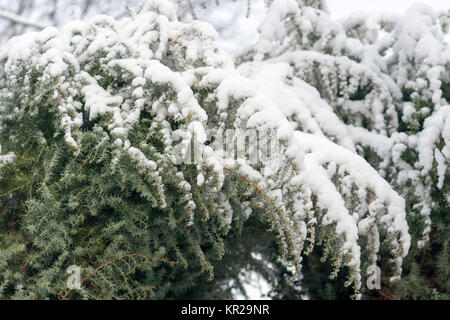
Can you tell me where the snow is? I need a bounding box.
[179,0,267,58]
[0,9,50,29]
[196,172,205,186]
[328,0,449,20]
[434,149,446,190]
[417,106,450,176]
[0,144,15,169]
[233,270,272,300]
[1,0,447,299]
[128,146,157,170]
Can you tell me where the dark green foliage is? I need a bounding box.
[0,0,448,301]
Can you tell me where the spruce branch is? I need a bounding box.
[61,253,178,300]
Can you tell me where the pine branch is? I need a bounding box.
[61,253,178,300]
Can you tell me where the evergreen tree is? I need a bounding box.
[0,0,448,300]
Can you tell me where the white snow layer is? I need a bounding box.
[3,0,448,296]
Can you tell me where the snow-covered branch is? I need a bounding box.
[0,9,50,29]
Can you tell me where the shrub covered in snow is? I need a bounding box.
[0,0,448,299]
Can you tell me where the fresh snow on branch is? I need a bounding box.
[0,0,448,300]
[0,9,50,29]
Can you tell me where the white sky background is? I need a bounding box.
[327,0,449,19]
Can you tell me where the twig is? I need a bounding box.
[0,9,50,29]
[61,253,177,300]
[223,167,277,208]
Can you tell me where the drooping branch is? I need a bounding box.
[0,9,50,29]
